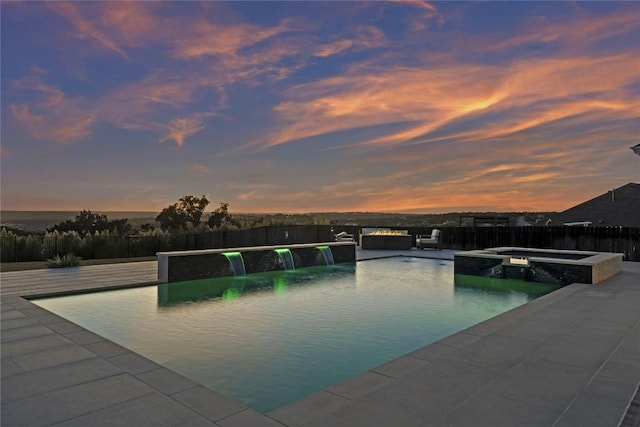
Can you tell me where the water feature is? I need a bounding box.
[275,248,295,270]
[316,246,335,266]
[223,252,246,276]
[157,242,356,282]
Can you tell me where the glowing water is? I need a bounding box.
[316,246,335,266]
[275,248,295,270]
[223,252,246,276]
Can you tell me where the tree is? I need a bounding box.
[208,202,228,229]
[207,202,239,229]
[156,195,210,231]
[48,210,131,236]
[155,204,186,232]
[139,223,155,232]
[178,195,210,227]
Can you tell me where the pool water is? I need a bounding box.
[33,257,559,413]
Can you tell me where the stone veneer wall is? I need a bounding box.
[158,242,356,283]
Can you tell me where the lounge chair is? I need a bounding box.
[416,229,441,250]
[334,231,355,242]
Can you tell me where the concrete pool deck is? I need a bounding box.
[1,249,638,426]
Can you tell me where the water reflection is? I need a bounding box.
[274,277,288,294]
[454,274,562,299]
[158,264,355,306]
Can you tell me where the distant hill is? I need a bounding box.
[1,211,158,233]
[1,210,553,233]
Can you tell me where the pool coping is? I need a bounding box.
[2,249,639,426]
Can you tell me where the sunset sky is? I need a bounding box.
[1,1,639,213]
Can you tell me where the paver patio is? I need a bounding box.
[2,250,639,426]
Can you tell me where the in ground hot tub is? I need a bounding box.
[454,247,623,286]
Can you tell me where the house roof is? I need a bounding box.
[551,183,640,227]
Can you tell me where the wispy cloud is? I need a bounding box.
[487,8,639,54]
[261,47,638,152]
[47,2,129,59]
[10,70,96,144]
[160,117,205,148]
[313,40,355,58]
[314,25,387,57]
[188,162,214,175]
[9,66,218,145]
[171,17,299,59]
[6,5,310,146]
[99,1,158,45]
[7,3,394,148]
[392,0,444,29]
[10,104,95,143]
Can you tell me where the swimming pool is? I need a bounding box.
[33,257,559,413]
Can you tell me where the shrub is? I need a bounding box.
[46,253,81,268]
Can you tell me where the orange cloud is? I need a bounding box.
[171,17,298,60]
[314,40,354,57]
[108,71,205,110]
[10,101,95,145]
[7,5,316,146]
[260,49,638,152]
[99,1,157,45]
[488,8,639,54]
[9,65,225,146]
[392,0,443,26]
[160,117,205,147]
[230,173,576,213]
[241,79,634,212]
[314,25,387,57]
[47,2,129,59]
[343,125,633,212]
[394,0,438,14]
[9,71,99,143]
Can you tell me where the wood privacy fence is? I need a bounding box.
[436,226,638,259]
[1,225,638,263]
[333,225,638,261]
